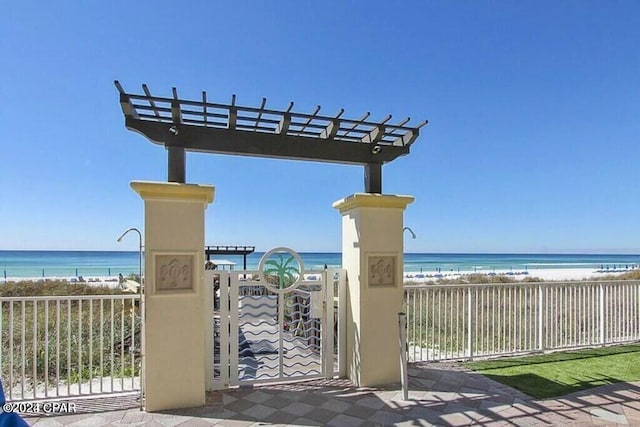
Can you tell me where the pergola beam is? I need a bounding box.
[115,81,427,193]
[125,119,409,165]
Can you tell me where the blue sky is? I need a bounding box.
[1,1,639,253]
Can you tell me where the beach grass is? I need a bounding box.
[613,270,640,280]
[0,280,119,297]
[436,273,543,285]
[405,269,640,286]
[464,344,640,398]
[1,281,139,391]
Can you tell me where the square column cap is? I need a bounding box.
[131,181,215,204]
[333,193,414,214]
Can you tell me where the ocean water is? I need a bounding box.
[0,250,639,279]
[0,251,142,278]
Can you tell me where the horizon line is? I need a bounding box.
[1,249,640,256]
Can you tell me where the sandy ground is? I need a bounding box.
[404,267,637,283]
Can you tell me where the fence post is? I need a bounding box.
[467,289,473,359]
[204,270,214,391]
[599,283,605,345]
[338,269,347,378]
[537,284,544,351]
[398,312,408,401]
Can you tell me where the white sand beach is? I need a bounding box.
[404,267,637,283]
[0,276,126,288]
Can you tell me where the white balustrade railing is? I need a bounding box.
[404,280,640,362]
[0,294,141,401]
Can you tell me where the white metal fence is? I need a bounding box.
[6,280,638,400]
[0,295,141,401]
[404,280,640,362]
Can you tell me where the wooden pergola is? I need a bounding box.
[115,82,427,193]
[205,245,255,270]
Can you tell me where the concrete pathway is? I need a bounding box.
[24,362,640,426]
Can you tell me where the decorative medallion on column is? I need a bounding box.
[368,254,397,287]
[155,253,195,293]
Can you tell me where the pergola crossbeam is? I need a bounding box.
[115,81,427,192]
[202,91,208,126]
[171,93,182,124]
[295,105,321,136]
[142,84,162,121]
[228,95,237,130]
[361,125,385,145]
[276,114,290,134]
[341,112,370,140]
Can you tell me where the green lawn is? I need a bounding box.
[463,345,640,399]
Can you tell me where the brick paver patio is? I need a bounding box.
[24,362,640,426]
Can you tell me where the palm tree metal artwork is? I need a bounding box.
[263,253,300,289]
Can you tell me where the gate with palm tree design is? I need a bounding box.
[207,248,346,389]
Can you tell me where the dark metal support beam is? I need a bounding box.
[364,163,382,194]
[168,94,186,183]
[168,146,186,183]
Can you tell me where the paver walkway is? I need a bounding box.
[24,362,640,426]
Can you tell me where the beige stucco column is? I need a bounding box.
[131,181,215,412]
[333,193,414,387]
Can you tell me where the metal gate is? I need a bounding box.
[206,248,346,389]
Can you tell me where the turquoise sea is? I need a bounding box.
[0,250,639,279]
